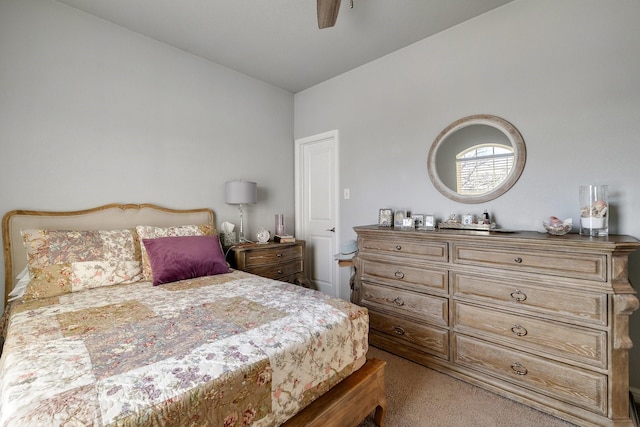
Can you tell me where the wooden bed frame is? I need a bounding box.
[1,203,386,427]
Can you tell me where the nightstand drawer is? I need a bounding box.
[245,259,303,280]
[242,244,303,267]
[228,241,309,287]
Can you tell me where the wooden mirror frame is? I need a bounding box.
[427,114,526,204]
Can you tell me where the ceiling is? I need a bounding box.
[55,0,514,93]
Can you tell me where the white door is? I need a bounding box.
[294,130,339,297]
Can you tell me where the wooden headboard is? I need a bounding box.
[2,203,215,306]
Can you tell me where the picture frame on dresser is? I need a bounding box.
[416,214,436,231]
[411,214,424,228]
[424,214,435,228]
[393,210,407,227]
[378,208,393,226]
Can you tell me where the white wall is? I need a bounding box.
[0,0,295,305]
[295,0,640,389]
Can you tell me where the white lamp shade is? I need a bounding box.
[225,181,257,204]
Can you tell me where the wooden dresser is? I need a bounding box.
[227,241,310,287]
[352,225,640,427]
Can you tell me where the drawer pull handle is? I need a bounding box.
[276,253,283,257]
[514,257,523,263]
[510,362,528,376]
[395,245,402,251]
[393,326,405,336]
[393,297,405,306]
[394,271,405,279]
[510,289,527,302]
[511,324,528,336]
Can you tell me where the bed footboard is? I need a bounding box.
[283,358,387,427]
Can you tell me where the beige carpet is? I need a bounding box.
[358,346,577,427]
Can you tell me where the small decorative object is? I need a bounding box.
[422,214,436,230]
[394,210,408,227]
[399,217,414,230]
[256,228,270,244]
[378,209,393,227]
[220,221,237,246]
[543,216,573,236]
[580,185,608,236]
[438,212,496,231]
[412,214,425,228]
[221,232,237,246]
[275,214,285,235]
[462,214,474,225]
[273,234,295,243]
[482,210,491,225]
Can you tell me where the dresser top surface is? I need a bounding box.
[354,225,640,250]
[228,240,304,252]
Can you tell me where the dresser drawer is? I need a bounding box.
[453,302,606,368]
[241,244,303,267]
[369,311,449,359]
[452,244,606,282]
[451,272,607,325]
[361,282,448,327]
[360,259,448,292]
[361,238,448,262]
[453,334,607,415]
[245,259,303,280]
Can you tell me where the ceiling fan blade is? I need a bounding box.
[317,0,341,29]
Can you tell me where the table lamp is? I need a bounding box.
[225,180,257,243]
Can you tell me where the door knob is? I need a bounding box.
[326,227,335,232]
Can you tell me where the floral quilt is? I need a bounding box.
[0,270,369,426]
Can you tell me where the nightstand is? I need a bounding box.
[227,240,310,287]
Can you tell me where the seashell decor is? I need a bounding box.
[543,216,573,235]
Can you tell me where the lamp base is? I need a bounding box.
[237,205,250,243]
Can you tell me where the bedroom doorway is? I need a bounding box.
[294,130,339,297]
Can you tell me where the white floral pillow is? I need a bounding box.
[135,224,215,282]
[21,229,144,300]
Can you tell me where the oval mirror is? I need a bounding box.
[427,114,526,204]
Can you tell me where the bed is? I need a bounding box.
[0,203,386,427]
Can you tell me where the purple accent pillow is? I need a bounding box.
[142,235,230,285]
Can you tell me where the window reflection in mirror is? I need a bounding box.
[456,143,514,195]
